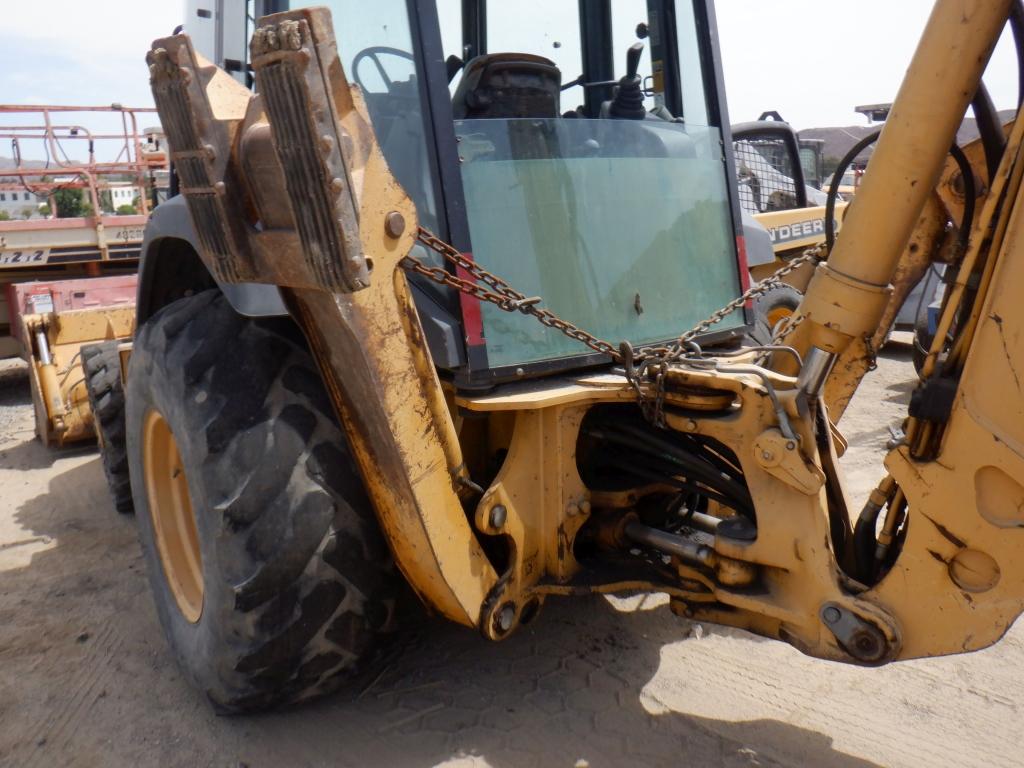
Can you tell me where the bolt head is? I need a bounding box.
[853,632,882,659]
[489,504,507,529]
[384,211,406,239]
[823,606,842,624]
[496,603,516,633]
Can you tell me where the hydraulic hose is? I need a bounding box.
[588,426,755,518]
[826,135,976,252]
[948,143,977,246]
[617,459,745,512]
[610,424,754,509]
[824,129,881,252]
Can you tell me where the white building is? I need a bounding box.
[107,183,141,212]
[0,190,45,220]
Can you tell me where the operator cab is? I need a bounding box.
[224,1,749,387]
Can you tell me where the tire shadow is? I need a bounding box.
[0,437,99,472]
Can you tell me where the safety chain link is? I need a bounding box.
[677,246,823,344]
[403,229,619,358]
[402,227,824,423]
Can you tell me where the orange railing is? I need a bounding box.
[0,105,167,219]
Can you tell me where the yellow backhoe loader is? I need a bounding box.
[113,0,1024,712]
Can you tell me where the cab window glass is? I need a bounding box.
[485,0,585,111]
[297,0,440,232]
[612,0,654,110]
[437,0,464,85]
[675,0,709,125]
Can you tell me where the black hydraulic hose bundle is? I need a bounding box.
[614,458,740,511]
[619,426,751,507]
[586,421,755,521]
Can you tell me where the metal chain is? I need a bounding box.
[771,311,806,345]
[403,227,824,420]
[635,246,823,424]
[679,247,822,344]
[404,229,619,359]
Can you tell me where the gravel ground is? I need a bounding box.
[0,359,32,446]
[1,342,1022,768]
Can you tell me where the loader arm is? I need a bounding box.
[146,11,497,627]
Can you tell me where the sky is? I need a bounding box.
[0,1,181,111]
[0,0,1019,158]
[714,0,1020,128]
[0,1,181,161]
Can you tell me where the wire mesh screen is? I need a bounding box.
[732,138,799,214]
[799,143,824,189]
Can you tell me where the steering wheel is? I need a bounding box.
[351,46,416,94]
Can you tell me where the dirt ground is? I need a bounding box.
[2,343,1022,768]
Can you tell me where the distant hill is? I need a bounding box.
[0,156,64,171]
[799,109,1016,165]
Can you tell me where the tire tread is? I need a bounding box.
[82,341,133,514]
[128,291,399,712]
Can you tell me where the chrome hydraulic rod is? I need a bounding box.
[35,330,52,365]
[625,520,715,567]
[688,511,722,534]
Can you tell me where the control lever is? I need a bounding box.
[625,41,643,78]
[610,42,647,120]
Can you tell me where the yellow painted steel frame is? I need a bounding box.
[20,306,134,446]
[767,0,1024,661]
[455,375,636,637]
[151,0,1024,664]
[823,195,952,420]
[814,123,997,419]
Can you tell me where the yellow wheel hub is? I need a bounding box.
[142,410,204,623]
[766,306,794,333]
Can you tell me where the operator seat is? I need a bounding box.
[451,53,562,119]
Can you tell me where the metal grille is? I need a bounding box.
[149,46,241,283]
[258,60,347,289]
[733,138,800,214]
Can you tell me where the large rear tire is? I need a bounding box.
[126,290,400,713]
[82,341,133,514]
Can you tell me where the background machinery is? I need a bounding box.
[111,0,1024,714]
[1,105,167,447]
[730,116,846,339]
